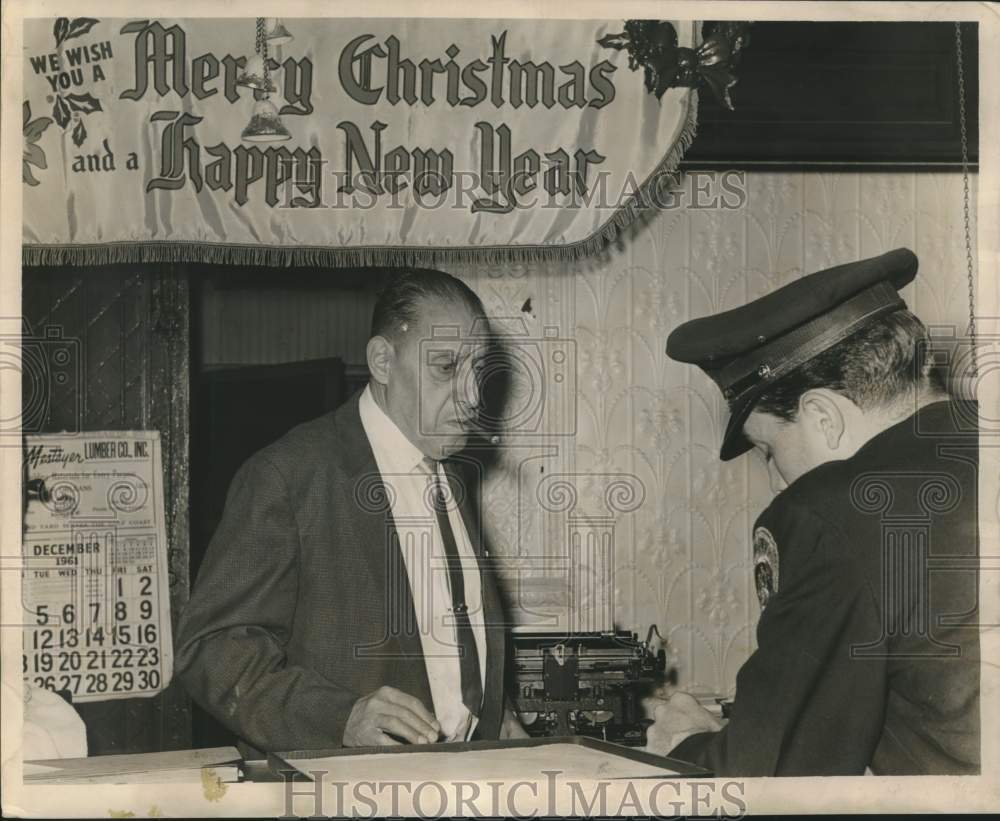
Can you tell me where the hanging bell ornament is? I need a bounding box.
[236,53,276,93]
[241,97,291,142]
[265,18,294,46]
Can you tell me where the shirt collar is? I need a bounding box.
[358,384,427,475]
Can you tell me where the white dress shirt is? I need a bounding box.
[358,386,487,741]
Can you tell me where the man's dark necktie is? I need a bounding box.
[427,461,483,718]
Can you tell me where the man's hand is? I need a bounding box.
[643,692,724,756]
[500,706,530,740]
[343,686,441,747]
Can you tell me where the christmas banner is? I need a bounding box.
[22,17,699,267]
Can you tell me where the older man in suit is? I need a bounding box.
[176,269,525,753]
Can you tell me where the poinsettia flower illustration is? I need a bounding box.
[23,101,52,186]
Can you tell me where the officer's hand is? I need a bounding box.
[343,686,441,747]
[643,692,723,756]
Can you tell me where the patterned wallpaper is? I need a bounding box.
[199,171,978,697]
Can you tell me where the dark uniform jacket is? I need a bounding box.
[673,399,980,776]
[174,393,507,753]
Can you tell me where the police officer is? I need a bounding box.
[650,248,980,776]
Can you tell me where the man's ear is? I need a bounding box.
[798,388,847,451]
[367,335,394,385]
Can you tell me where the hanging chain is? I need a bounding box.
[254,17,271,90]
[955,21,978,378]
[261,21,270,88]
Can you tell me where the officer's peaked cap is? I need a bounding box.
[665,248,918,461]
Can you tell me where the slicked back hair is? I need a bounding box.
[370,269,486,344]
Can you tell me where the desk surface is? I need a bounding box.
[270,736,710,781]
[26,739,707,784]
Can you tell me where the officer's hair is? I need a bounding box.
[754,309,946,421]
[371,269,485,343]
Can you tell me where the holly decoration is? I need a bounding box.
[51,17,104,146]
[599,20,751,110]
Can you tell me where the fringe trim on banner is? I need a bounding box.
[23,94,699,270]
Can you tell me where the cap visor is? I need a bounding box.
[719,394,759,461]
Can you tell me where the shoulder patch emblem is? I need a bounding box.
[753,526,780,609]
